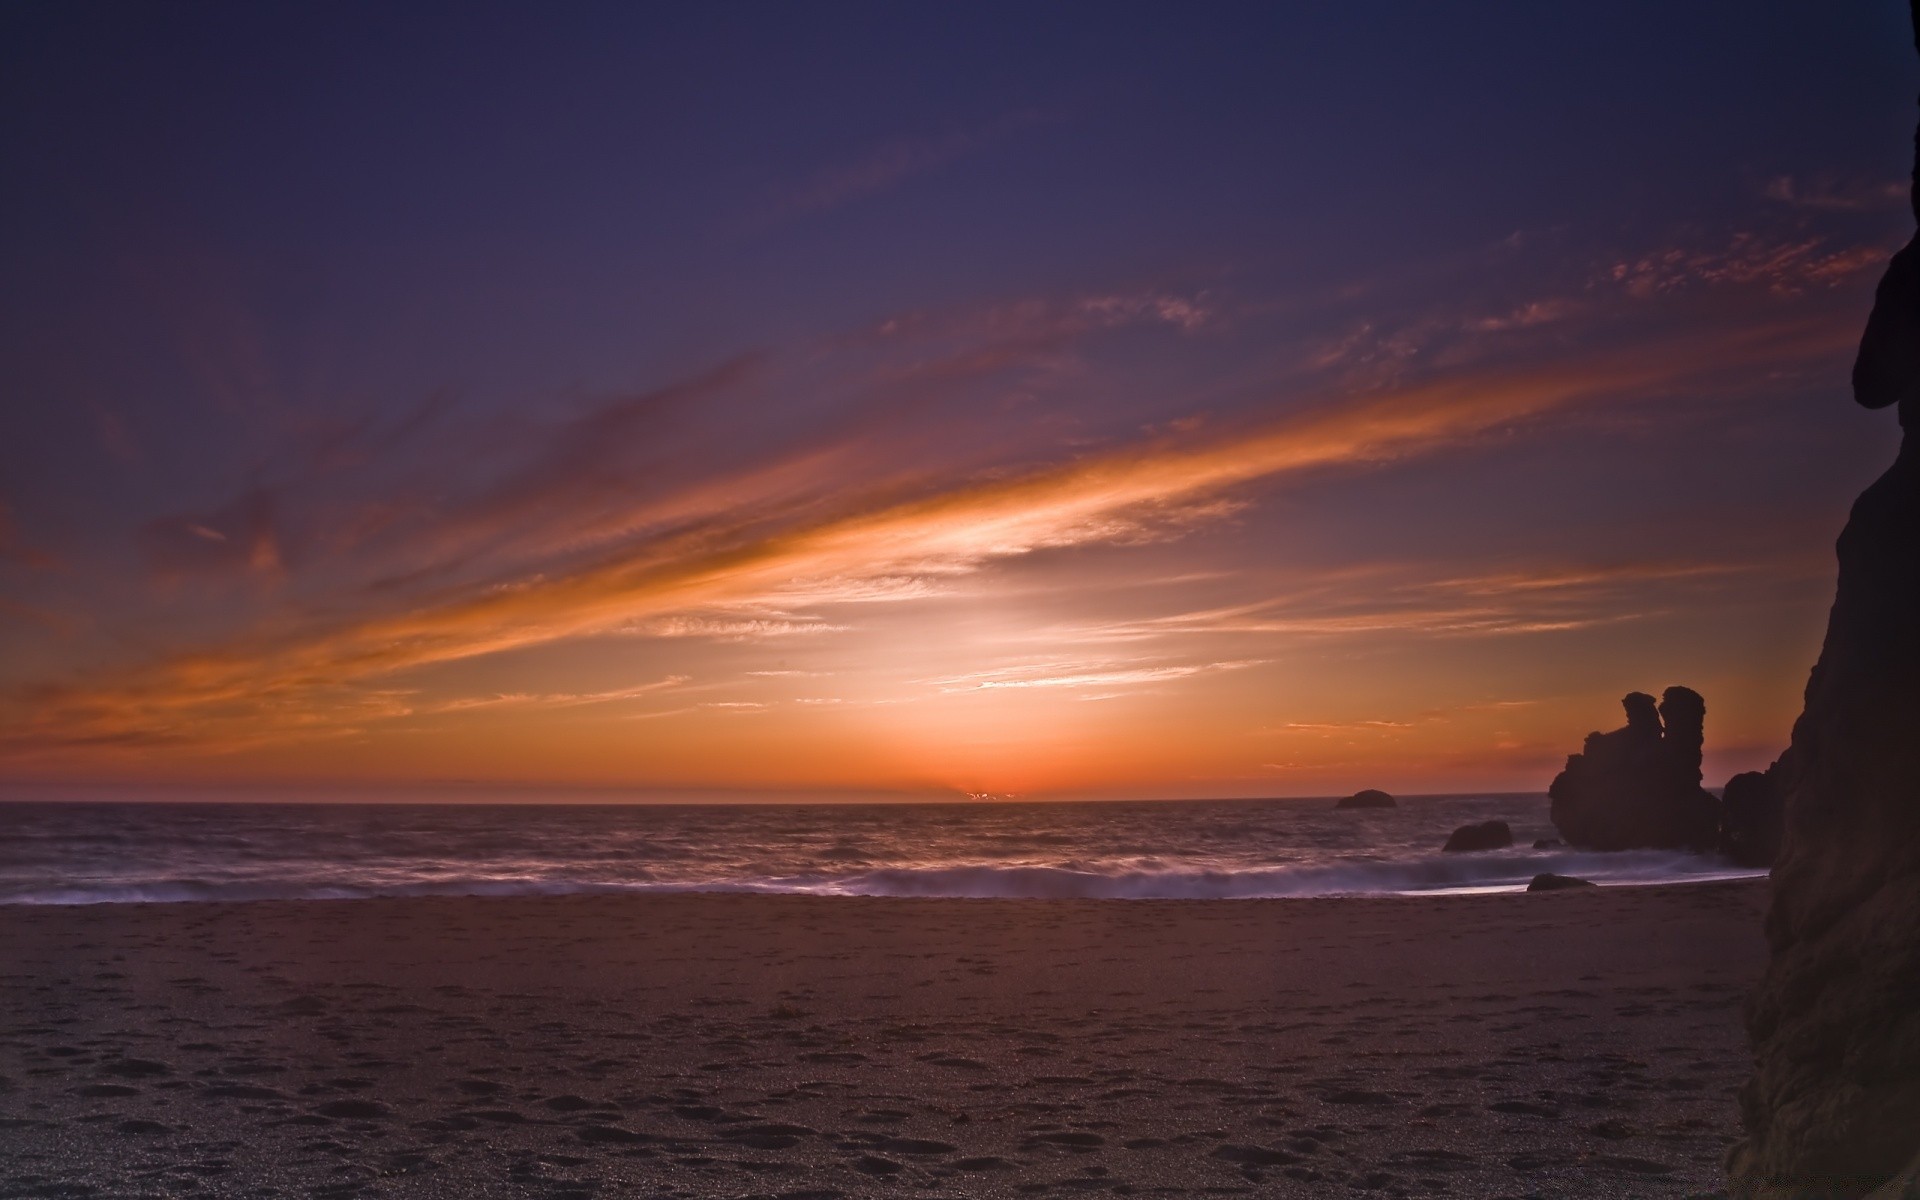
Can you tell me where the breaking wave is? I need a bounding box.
[797,851,1758,899]
[0,851,1759,906]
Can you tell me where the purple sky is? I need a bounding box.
[1,2,1914,800]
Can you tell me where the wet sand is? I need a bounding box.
[0,880,1766,1198]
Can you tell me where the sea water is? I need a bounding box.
[0,795,1763,905]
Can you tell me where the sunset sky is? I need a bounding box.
[2,2,1915,801]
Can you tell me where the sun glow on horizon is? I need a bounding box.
[0,5,1906,801]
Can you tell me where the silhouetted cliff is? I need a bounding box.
[1728,5,1920,1194]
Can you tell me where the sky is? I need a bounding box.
[0,1,1915,802]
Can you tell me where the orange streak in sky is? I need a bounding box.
[1,314,1852,761]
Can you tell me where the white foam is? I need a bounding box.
[0,848,1762,905]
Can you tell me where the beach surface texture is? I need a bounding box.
[0,882,1764,1198]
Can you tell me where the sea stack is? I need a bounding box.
[1335,789,1396,809]
[1728,5,1920,1194]
[1546,688,1720,852]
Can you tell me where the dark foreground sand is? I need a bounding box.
[0,881,1768,1199]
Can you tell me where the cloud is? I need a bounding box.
[1762,175,1908,213]
[843,288,1213,409]
[927,658,1263,693]
[139,488,283,582]
[0,310,1853,759]
[1037,559,1813,647]
[1604,232,1892,298]
[866,289,1211,346]
[628,615,852,641]
[422,675,689,714]
[769,109,1059,221]
[753,574,954,607]
[1468,299,1578,333]
[444,355,763,553]
[786,129,982,214]
[1074,292,1212,332]
[339,355,767,588]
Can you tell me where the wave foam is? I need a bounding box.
[0,848,1762,905]
[796,849,1757,899]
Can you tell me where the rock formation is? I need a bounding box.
[1729,6,1920,1194]
[1547,687,1721,852]
[1441,820,1511,853]
[1335,789,1396,809]
[1526,873,1594,892]
[1720,770,1785,870]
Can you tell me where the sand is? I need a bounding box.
[0,880,1767,1198]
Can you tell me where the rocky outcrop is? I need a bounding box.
[1547,686,1785,861]
[1720,770,1786,870]
[1548,688,1721,852]
[1526,873,1594,892]
[1441,820,1512,853]
[1335,789,1396,810]
[1728,8,1920,1195]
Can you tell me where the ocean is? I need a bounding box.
[0,794,1762,906]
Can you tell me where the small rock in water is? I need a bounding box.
[1335,789,1396,810]
[1527,873,1595,892]
[1533,838,1562,850]
[1442,820,1513,853]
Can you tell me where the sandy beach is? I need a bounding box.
[0,881,1766,1198]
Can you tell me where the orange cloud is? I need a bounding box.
[0,311,1852,763]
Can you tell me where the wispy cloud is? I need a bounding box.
[421,675,689,714]
[852,288,1214,385]
[1034,559,1817,647]
[0,310,1852,759]
[1603,232,1892,298]
[769,109,1059,221]
[927,658,1262,694]
[628,615,852,641]
[1762,174,1908,213]
[140,488,284,583]
[1467,298,1578,333]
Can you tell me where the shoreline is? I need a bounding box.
[0,867,1771,907]
[1,879,1768,1197]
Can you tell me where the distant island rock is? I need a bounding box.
[1441,820,1512,853]
[1334,789,1396,809]
[1730,9,1920,1190]
[1548,688,1721,853]
[1526,873,1594,892]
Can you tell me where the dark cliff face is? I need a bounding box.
[1851,9,1920,429]
[1728,5,1920,1195]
